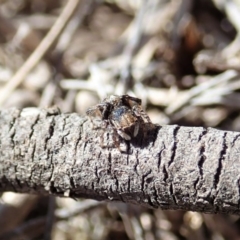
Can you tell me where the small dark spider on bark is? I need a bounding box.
[86,95,153,151]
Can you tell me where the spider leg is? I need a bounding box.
[121,95,142,107]
[112,129,129,152]
[99,121,115,148]
[133,105,151,123]
[133,122,139,137]
[101,125,128,152]
[117,129,131,141]
[87,116,100,130]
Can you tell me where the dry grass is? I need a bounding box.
[0,0,240,239]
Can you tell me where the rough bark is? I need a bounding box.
[1,107,240,215]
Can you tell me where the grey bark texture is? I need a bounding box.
[0,107,240,215]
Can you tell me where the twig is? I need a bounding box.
[212,0,240,58]
[39,0,95,108]
[0,217,46,240]
[119,0,147,93]
[54,0,95,54]
[166,70,238,114]
[55,200,102,219]
[44,196,56,240]
[1,107,240,215]
[0,0,80,106]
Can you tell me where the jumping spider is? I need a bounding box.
[86,95,152,141]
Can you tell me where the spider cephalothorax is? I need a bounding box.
[86,95,151,141]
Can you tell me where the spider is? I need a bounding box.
[86,95,151,141]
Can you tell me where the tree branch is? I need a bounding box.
[1,107,240,215]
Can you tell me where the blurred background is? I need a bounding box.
[1,0,240,239]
